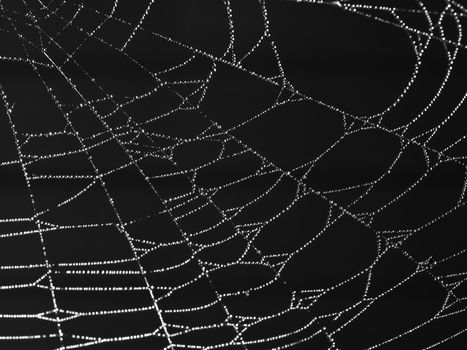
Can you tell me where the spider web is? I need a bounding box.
[0,0,466,349]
